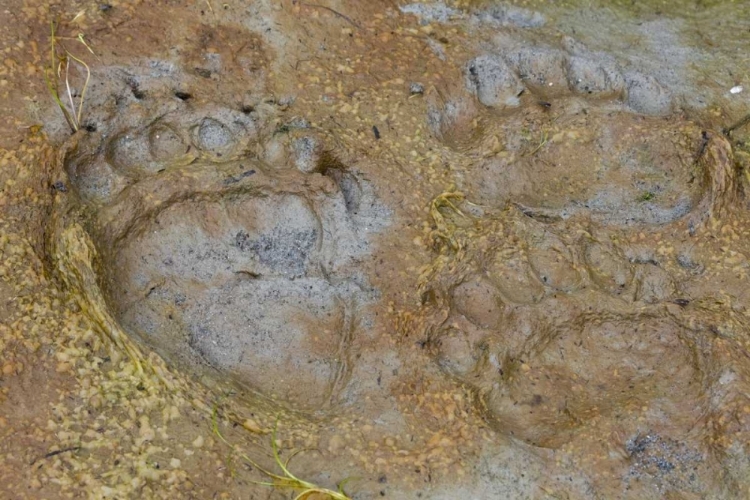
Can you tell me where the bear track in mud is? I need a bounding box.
[35,3,750,497]
[61,95,388,410]
[415,29,745,494]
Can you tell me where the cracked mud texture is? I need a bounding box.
[2,1,750,499]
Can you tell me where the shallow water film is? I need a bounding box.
[2,0,750,498]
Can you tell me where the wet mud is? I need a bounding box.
[2,1,750,499]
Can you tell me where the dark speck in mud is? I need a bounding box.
[195,67,212,78]
[274,123,290,135]
[223,169,256,185]
[127,78,145,99]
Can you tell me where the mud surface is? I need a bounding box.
[2,1,750,499]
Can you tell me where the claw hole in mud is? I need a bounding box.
[174,90,193,101]
[318,150,362,214]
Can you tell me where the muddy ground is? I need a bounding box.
[1,0,750,498]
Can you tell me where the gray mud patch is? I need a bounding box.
[453,110,710,226]
[109,192,370,409]
[465,55,524,109]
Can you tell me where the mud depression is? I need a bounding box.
[2,1,750,499]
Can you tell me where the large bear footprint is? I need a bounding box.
[62,101,384,409]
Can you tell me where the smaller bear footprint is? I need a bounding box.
[420,203,703,448]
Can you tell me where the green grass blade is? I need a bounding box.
[66,51,90,128]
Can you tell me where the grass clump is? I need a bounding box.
[637,191,655,202]
[211,408,353,500]
[429,191,467,251]
[44,18,93,133]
